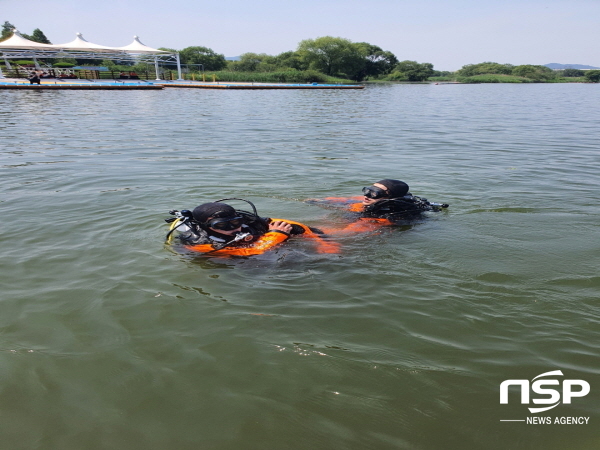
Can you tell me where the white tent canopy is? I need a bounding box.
[0,30,55,50]
[115,36,167,53]
[54,33,120,51]
[0,30,181,80]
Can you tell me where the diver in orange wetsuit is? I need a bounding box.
[309,179,449,235]
[165,199,339,256]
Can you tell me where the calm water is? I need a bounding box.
[1,83,598,450]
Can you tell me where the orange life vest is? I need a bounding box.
[182,218,340,256]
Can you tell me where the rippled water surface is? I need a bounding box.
[1,84,599,449]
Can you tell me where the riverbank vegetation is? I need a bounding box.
[166,37,400,82]
[3,19,600,84]
[430,62,600,83]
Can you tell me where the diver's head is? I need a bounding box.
[193,202,244,235]
[362,179,409,205]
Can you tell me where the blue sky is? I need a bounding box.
[3,0,599,71]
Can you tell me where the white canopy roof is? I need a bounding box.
[0,30,56,50]
[0,30,168,54]
[115,36,165,53]
[0,30,181,80]
[55,33,118,51]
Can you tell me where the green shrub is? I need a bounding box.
[13,60,36,66]
[384,71,408,81]
[584,70,600,83]
[393,61,434,81]
[561,68,585,77]
[53,62,75,68]
[456,74,528,83]
[511,65,556,81]
[457,62,514,76]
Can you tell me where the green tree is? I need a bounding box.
[354,42,398,78]
[584,70,600,82]
[226,51,316,73]
[512,65,555,81]
[179,46,227,71]
[240,53,266,71]
[297,36,365,80]
[386,71,408,81]
[54,57,77,66]
[393,60,434,81]
[457,62,514,76]
[228,53,273,72]
[272,51,306,71]
[1,20,15,41]
[562,68,584,77]
[30,28,51,44]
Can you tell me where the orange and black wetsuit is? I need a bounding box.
[308,194,448,235]
[174,218,339,256]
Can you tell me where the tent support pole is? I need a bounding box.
[176,53,183,81]
[154,57,160,80]
[0,58,6,78]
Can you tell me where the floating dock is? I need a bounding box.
[160,82,364,90]
[0,80,163,90]
[0,79,364,90]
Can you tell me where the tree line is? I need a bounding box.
[160,36,436,82]
[3,20,600,83]
[454,61,600,83]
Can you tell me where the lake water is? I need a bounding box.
[1,83,598,449]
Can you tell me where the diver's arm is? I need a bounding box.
[271,218,341,254]
[318,217,393,235]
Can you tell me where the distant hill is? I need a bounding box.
[545,63,600,70]
[225,56,241,61]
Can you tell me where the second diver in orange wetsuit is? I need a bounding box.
[307,179,449,235]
